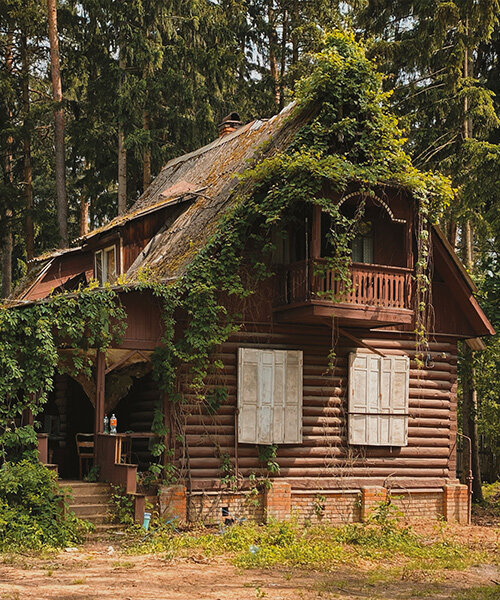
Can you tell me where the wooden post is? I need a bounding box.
[22,406,34,426]
[311,205,322,259]
[94,350,105,437]
[309,205,322,299]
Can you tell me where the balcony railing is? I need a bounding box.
[275,259,413,310]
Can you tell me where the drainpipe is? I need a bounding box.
[457,432,473,525]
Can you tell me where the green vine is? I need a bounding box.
[0,283,126,461]
[0,31,454,475]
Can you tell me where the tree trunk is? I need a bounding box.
[117,55,127,215]
[80,197,89,236]
[47,0,68,247]
[143,109,151,191]
[1,34,14,298]
[21,33,34,263]
[447,219,457,250]
[279,8,288,110]
[460,32,482,503]
[268,1,280,107]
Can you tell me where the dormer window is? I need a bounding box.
[94,246,117,285]
[352,221,373,264]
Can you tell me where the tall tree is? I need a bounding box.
[1,32,14,297]
[357,0,500,500]
[47,0,68,246]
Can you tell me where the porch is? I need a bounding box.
[273,259,414,327]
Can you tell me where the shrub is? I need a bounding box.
[0,460,91,550]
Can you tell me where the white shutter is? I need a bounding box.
[348,353,381,445]
[284,350,303,443]
[258,350,275,444]
[384,355,409,446]
[238,348,303,445]
[238,348,259,443]
[272,351,286,443]
[349,352,409,446]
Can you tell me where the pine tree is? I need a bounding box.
[357,1,500,500]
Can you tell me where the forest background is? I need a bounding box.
[0,0,499,499]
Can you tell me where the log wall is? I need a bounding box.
[175,323,458,491]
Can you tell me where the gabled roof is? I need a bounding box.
[6,102,495,341]
[121,102,308,281]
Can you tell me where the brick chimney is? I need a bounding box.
[218,112,243,137]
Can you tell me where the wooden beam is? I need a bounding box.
[105,350,138,375]
[94,350,106,436]
[338,328,386,357]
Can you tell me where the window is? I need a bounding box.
[94,246,117,284]
[237,348,303,444]
[348,352,409,446]
[352,220,373,263]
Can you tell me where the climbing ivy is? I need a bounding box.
[0,31,454,475]
[153,30,454,401]
[0,283,126,460]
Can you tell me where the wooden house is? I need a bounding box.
[12,104,494,526]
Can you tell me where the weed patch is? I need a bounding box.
[0,461,92,551]
[128,517,487,574]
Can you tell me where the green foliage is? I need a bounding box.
[0,284,125,460]
[257,445,280,475]
[109,485,134,526]
[219,451,236,488]
[0,460,91,550]
[481,481,500,514]
[205,387,227,416]
[84,465,100,483]
[129,517,484,574]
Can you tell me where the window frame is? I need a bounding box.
[94,244,118,285]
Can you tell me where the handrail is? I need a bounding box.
[275,260,413,309]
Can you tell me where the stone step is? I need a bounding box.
[59,480,111,491]
[71,503,111,517]
[77,513,111,525]
[67,492,110,505]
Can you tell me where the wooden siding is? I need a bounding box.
[174,324,457,490]
[24,252,93,301]
[119,291,164,349]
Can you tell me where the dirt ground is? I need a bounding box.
[0,524,498,600]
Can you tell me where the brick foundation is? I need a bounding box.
[159,481,470,526]
[360,486,387,522]
[187,490,264,524]
[264,481,291,522]
[443,484,469,524]
[159,484,187,523]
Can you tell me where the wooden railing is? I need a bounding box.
[275,259,412,310]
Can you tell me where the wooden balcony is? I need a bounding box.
[274,259,414,327]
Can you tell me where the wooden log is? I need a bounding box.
[186,456,450,468]
[408,427,450,437]
[188,446,451,460]
[187,467,448,478]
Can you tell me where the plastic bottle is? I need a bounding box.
[110,414,117,435]
[103,415,109,434]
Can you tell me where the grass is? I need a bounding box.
[481,482,500,514]
[456,586,500,600]
[127,512,489,574]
